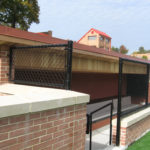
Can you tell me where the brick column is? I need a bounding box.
[0,104,87,150]
[0,46,9,84]
[112,126,127,146]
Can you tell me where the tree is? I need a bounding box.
[112,45,129,54]
[0,0,40,30]
[138,46,145,53]
[142,55,148,60]
[119,45,128,54]
[112,46,119,53]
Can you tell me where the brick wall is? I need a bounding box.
[0,46,9,83]
[112,115,150,147]
[0,104,87,150]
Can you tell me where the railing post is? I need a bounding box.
[116,58,123,146]
[109,103,113,145]
[65,40,73,90]
[86,114,90,134]
[146,64,149,105]
[89,114,92,150]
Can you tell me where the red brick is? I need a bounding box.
[58,123,68,130]
[53,141,64,149]
[54,119,65,126]
[29,113,41,120]
[0,124,18,133]
[0,118,8,126]
[53,131,64,138]
[0,133,8,141]
[10,125,40,138]
[0,138,17,149]
[9,115,26,123]
[47,126,58,134]
[41,122,53,129]
[18,130,46,143]
[40,134,52,142]
[34,117,47,125]
[42,146,52,150]
[33,139,53,150]
[24,147,33,150]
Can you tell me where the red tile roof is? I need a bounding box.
[0,25,149,64]
[77,28,111,43]
[36,33,49,36]
[91,28,111,39]
[0,25,67,45]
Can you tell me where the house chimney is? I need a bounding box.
[48,31,52,37]
[42,30,52,37]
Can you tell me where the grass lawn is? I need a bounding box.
[127,132,150,150]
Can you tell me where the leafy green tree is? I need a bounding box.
[0,0,40,30]
[119,45,128,54]
[112,46,119,53]
[138,46,145,53]
[112,45,128,54]
[142,55,148,60]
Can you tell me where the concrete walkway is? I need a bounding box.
[85,125,115,150]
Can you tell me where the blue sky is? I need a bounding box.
[29,0,150,54]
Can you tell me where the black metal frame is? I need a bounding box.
[86,102,113,150]
[9,41,73,90]
[116,58,150,146]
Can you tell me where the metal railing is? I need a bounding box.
[86,102,113,150]
[9,41,73,90]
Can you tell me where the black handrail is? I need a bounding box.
[87,102,113,150]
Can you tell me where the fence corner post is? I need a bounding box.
[65,40,73,90]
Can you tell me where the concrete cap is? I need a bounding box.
[112,107,150,128]
[0,83,90,118]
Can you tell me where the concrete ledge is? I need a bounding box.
[112,107,150,128]
[0,83,90,118]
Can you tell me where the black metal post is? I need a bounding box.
[116,58,123,146]
[146,64,150,105]
[86,114,90,134]
[109,103,113,145]
[9,48,13,81]
[65,40,73,90]
[89,115,92,150]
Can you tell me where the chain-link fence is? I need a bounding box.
[9,41,73,89]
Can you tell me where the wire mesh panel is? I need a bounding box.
[9,42,73,89]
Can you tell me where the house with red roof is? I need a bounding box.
[77,28,111,51]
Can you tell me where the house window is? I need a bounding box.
[106,38,109,43]
[88,36,96,40]
[100,36,104,41]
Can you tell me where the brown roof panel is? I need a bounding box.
[74,42,150,64]
[0,25,149,64]
[0,25,68,45]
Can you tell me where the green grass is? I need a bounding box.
[127,132,150,150]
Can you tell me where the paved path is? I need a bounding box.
[85,125,115,150]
